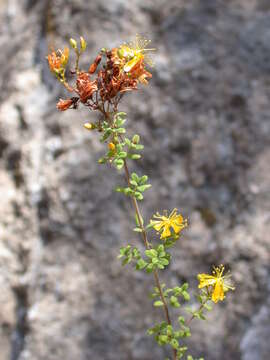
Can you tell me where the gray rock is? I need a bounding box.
[0,1,269,360]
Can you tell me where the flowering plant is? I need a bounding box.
[47,35,234,360]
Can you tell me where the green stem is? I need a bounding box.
[101,109,177,359]
[186,297,210,326]
[123,159,177,360]
[75,49,80,74]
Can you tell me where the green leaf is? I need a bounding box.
[136,259,147,270]
[164,288,173,297]
[158,335,168,344]
[116,127,126,134]
[160,258,169,266]
[118,151,127,158]
[198,313,206,320]
[133,227,143,233]
[146,264,154,273]
[131,172,140,182]
[170,338,179,350]
[170,296,180,308]
[182,291,190,301]
[154,300,164,307]
[173,287,182,296]
[203,302,212,311]
[135,192,143,200]
[122,256,131,266]
[145,249,158,258]
[116,143,122,152]
[178,316,185,325]
[181,283,189,291]
[135,144,144,150]
[166,324,172,334]
[101,129,111,142]
[114,158,124,169]
[132,248,140,258]
[158,250,166,257]
[130,154,141,160]
[139,175,148,184]
[123,187,134,195]
[130,180,137,187]
[157,244,164,252]
[115,111,126,119]
[115,114,126,127]
[137,184,152,192]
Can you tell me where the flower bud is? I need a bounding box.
[80,36,87,52]
[60,47,69,67]
[70,38,77,49]
[84,122,95,130]
[88,55,102,74]
[108,142,116,151]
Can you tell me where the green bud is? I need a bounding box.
[70,38,77,49]
[80,36,87,52]
[98,157,106,164]
[154,300,163,307]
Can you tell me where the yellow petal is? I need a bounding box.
[212,280,224,303]
[123,57,139,72]
[118,45,134,59]
[198,274,217,288]
[152,221,163,232]
[171,222,183,234]
[161,224,171,239]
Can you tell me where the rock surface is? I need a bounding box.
[0,1,269,359]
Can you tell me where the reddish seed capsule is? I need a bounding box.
[88,55,102,74]
[57,98,74,111]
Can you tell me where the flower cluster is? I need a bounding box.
[47,35,154,113]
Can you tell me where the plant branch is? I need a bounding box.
[123,158,177,360]
[186,297,210,327]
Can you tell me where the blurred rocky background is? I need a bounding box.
[0,0,269,359]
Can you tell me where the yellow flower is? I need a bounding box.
[197,265,235,303]
[117,34,155,73]
[151,208,187,239]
